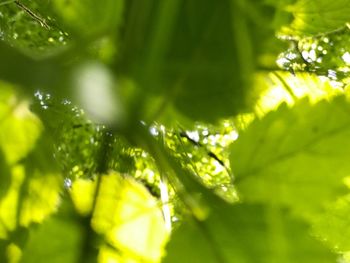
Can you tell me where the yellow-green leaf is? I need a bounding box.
[91,172,168,262]
[231,96,350,218]
[280,0,350,37]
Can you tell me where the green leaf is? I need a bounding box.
[0,150,11,199]
[23,132,59,178]
[253,72,344,117]
[0,95,42,165]
[0,42,64,95]
[280,0,350,37]
[20,206,84,263]
[19,157,62,227]
[91,172,168,262]
[52,0,124,38]
[0,89,62,235]
[312,194,350,253]
[118,0,256,122]
[0,227,29,263]
[133,123,335,263]
[0,0,66,55]
[230,97,350,218]
[164,203,336,263]
[0,151,61,240]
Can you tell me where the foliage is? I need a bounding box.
[0,0,350,262]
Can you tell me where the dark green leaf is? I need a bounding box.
[0,150,11,199]
[118,0,257,122]
[52,0,124,38]
[0,227,29,263]
[164,203,336,263]
[0,42,65,95]
[20,206,84,263]
[24,132,59,177]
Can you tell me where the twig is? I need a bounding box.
[14,0,50,29]
[179,131,232,178]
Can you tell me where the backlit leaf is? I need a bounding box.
[70,178,96,217]
[253,72,343,117]
[0,89,61,238]
[230,96,350,218]
[280,0,350,37]
[91,172,168,262]
[312,194,350,252]
[0,96,42,165]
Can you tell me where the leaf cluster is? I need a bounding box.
[0,0,350,263]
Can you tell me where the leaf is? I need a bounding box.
[312,194,350,253]
[118,0,257,122]
[0,150,11,199]
[0,98,42,165]
[0,227,28,263]
[0,90,62,241]
[0,166,24,237]
[253,72,344,117]
[132,124,335,263]
[0,154,62,238]
[91,172,168,262]
[146,128,337,262]
[20,204,84,263]
[0,42,63,93]
[280,0,350,37]
[52,0,124,38]
[164,203,336,263]
[69,178,97,217]
[230,96,350,218]
[18,172,62,227]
